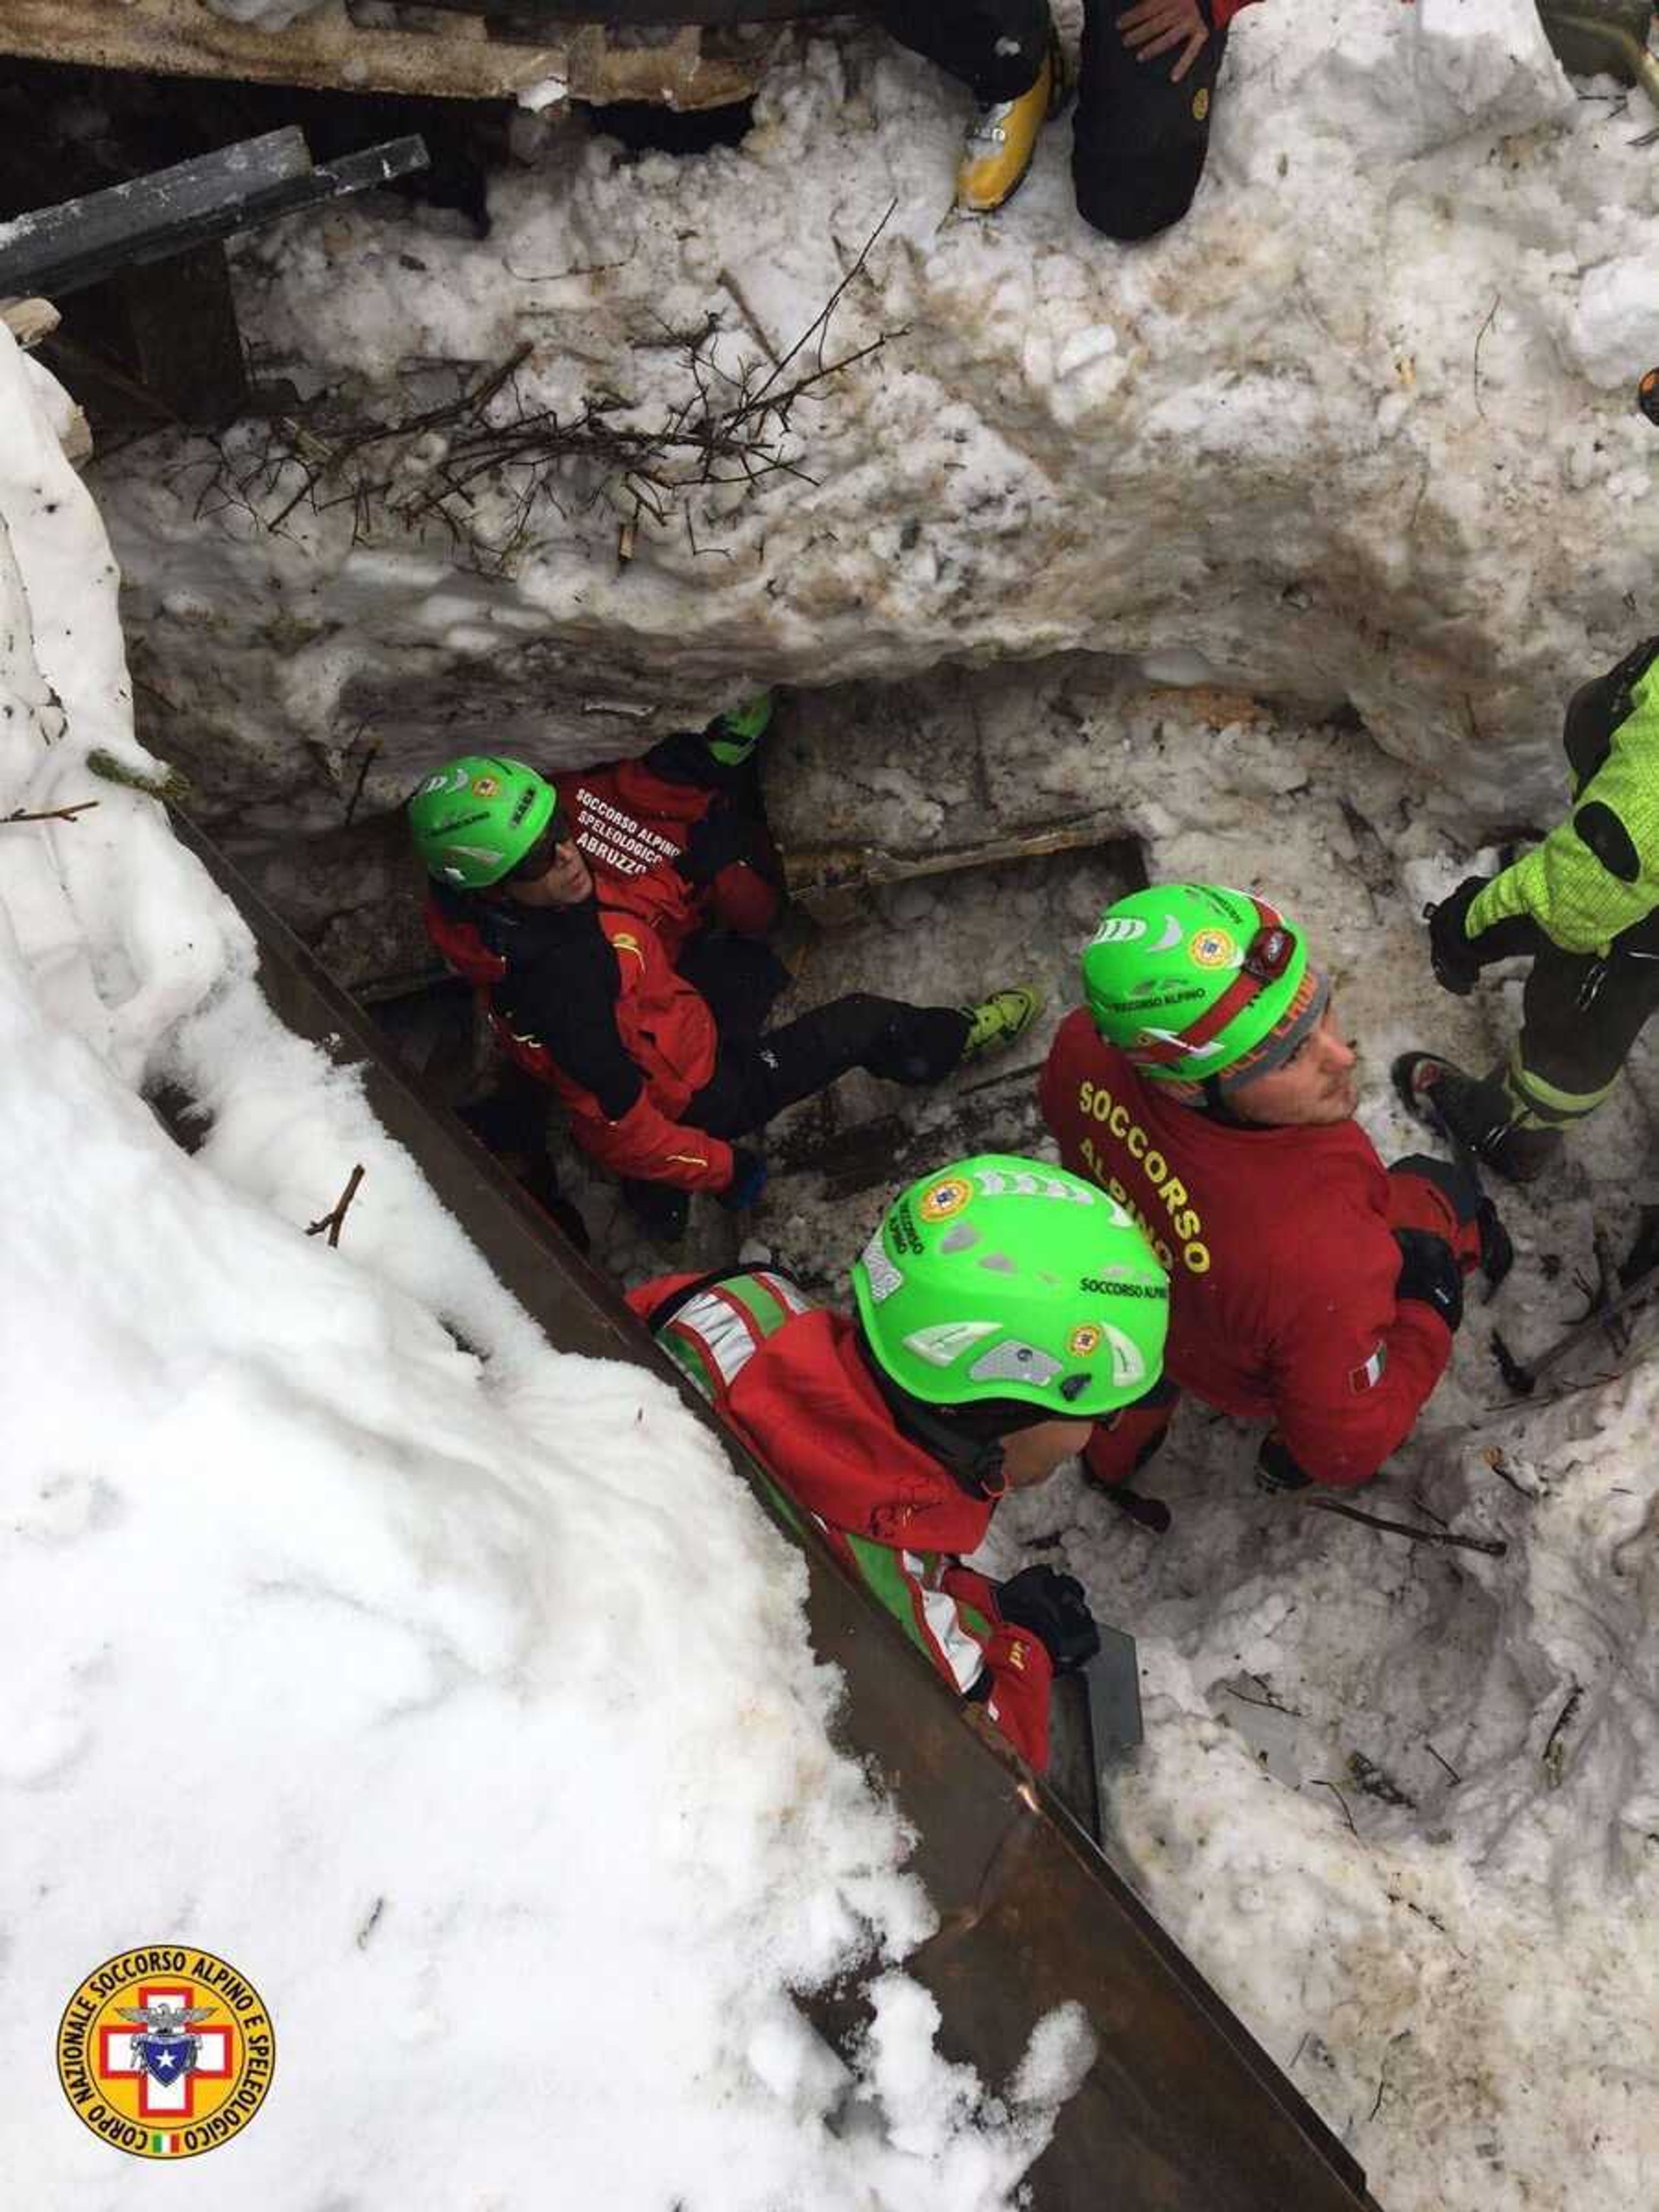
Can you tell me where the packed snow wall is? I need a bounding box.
[87,0,1659,846]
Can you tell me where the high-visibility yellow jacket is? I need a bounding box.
[1468,638,1659,956]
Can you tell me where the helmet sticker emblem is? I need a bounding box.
[919,1177,973,1223]
[859,1231,903,1302]
[1189,927,1238,969]
[1104,1325,1148,1389]
[903,1319,999,1367]
[470,775,500,799]
[1068,1322,1103,1357]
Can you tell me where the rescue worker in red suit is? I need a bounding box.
[1039,884,1510,1495]
[551,693,785,956]
[871,0,1252,232]
[407,756,1044,1243]
[633,1154,1171,1770]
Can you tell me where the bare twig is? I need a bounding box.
[344,738,380,828]
[306,1164,365,1250]
[1304,1494,1508,1557]
[1424,1741,1462,1785]
[1307,1777,1360,1839]
[1472,294,1500,422]
[197,233,899,578]
[1224,1684,1296,1714]
[2,799,98,826]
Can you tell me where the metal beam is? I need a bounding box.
[0,133,431,303]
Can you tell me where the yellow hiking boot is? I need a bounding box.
[959,984,1046,1061]
[956,26,1065,215]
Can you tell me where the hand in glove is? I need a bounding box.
[996,1566,1101,1675]
[1393,1226,1465,1331]
[677,800,753,888]
[1425,878,1491,995]
[717,1147,769,1213]
[1426,876,1540,996]
[1254,1435,1314,1494]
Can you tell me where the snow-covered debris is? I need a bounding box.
[0,327,1083,2207]
[91,0,1657,825]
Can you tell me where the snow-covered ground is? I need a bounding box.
[8,0,1659,2203]
[0,335,1094,2205]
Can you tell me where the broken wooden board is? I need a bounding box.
[0,0,795,111]
[0,0,570,103]
[768,662,1271,909]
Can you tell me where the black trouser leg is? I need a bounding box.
[689,994,972,1138]
[674,931,790,1041]
[1505,911,1659,1133]
[871,0,1050,101]
[1073,4,1227,239]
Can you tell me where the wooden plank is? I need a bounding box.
[430,0,849,21]
[0,136,431,303]
[0,0,572,103]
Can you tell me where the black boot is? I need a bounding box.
[1392,1052,1564,1185]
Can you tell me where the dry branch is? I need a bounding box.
[1,799,98,826]
[189,210,903,576]
[307,1163,365,1249]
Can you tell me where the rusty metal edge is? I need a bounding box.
[170,808,1384,2212]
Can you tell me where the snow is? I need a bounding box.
[89,0,1658,828]
[11,1,1659,2203]
[0,331,1090,2205]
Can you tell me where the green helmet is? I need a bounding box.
[852,1153,1168,1418]
[408,756,556,889]
[706,690,774,767]
[1082,883,1310,1084]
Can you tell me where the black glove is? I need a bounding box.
[718,1147,769,1213]
[1393,1227,1465,1331]
[1426,876,1541,996]
[1426,877,1491,995]
[678,801,759,889]
[1255,1435,1314,1494]
[995,1566,1101,1676]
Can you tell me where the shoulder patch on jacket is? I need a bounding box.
[1348,1343,1387,1393]
[1572,800,1641,885]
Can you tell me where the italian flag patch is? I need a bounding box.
[1348,1344,1387,1393]
[149,2133,182,2155]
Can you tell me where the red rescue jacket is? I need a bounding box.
[553,757,782,952]
[1039,1010,1452,1486]
[424,877,732,1192]
[631,1272,1057,1769]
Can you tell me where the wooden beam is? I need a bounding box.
[0,0,571,103]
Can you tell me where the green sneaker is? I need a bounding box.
[959,984,1046,1061]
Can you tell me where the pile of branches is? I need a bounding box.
[195,205,899,572]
